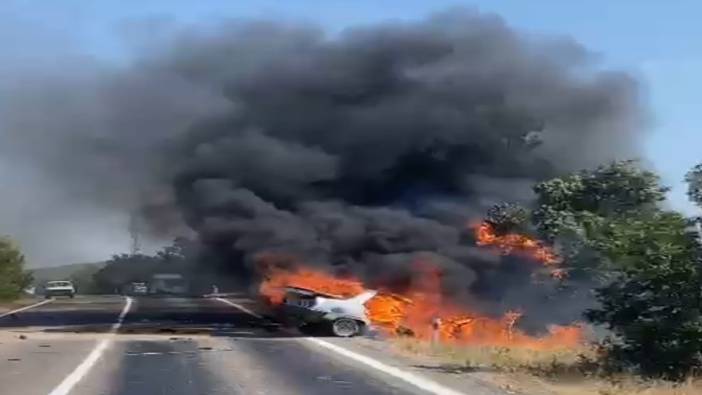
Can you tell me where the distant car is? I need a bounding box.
[150,273,188,295]
[131,282,148,295]
[281,287,377,337]
[44,281,76,299]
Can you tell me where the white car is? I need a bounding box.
[44,280,76,299]
[127,282,148,295]
[282,287,377,337]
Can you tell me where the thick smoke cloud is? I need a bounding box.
[0,10,645,321]
[161,11,644,321]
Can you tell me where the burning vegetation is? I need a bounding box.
[258,222,583,350]
[475,222,560,267]
[475,221,567,280]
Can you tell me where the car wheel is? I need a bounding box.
[331,318,361,337]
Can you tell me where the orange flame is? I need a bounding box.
[475,221,567,280]
[475,222,560,266]
[258,255,582,350]
[259,265,364,305]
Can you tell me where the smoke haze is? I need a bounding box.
[0,9,646,320]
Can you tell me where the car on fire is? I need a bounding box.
[281,286,377,337]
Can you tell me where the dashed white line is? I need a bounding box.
[215,297,466,395]
[0,298,54,318]
[48,296,133,395]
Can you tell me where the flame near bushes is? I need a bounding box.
[258,222,583,350]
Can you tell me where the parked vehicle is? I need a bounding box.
[149,273,188,295]
[130,282,149,295]
[44,280,76,299]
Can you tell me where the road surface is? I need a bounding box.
[0,295,489,395]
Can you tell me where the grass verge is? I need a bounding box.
[0,296,42,312]
[392,338,702,395]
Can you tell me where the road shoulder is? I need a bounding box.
[0,297,48,315]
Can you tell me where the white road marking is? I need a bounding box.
[215,297,466,395]
[48,296,133,395]
[215,297,263,319]
[304,337,465,395]
[110,297,132,332]
[0,298,54,318]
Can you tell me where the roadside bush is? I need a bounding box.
[534,161,702,380]
[0,236,32,301]
[584,212,702,380]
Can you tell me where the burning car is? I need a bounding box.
[281,286,377,337]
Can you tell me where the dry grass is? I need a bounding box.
[392,338,702,395]
[549,378,702,395]
[394,337,593,375]
[0,296,42,311]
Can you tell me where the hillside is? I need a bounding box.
[31,262,106,284]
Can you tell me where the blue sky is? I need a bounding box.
[5,0,701,214]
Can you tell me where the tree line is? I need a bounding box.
[72,237,198,294]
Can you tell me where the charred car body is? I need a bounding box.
[281,287,377,337]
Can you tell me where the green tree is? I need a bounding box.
[485,202,529,235]
[533,160,667,241]
[155,237,196,264]
[69,265,103,294]
[685,163,702,209]
[532,160,668,277]
[92,238,198,293]
[584,211,702,379]
[533,160,702,379]
[0,237,32,301]
[93,253,160,293]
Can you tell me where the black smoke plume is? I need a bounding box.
[0,9,645,323]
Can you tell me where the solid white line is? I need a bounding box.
[48,296,133,395]
[0,298,54,318]
[47,338,110,395]
[215,297,465,395]
[304,338,465,395]
[215,297,263,319]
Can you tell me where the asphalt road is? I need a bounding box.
[0,295,473,395]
